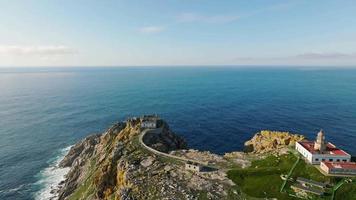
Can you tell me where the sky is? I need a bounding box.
[0,0,356,67]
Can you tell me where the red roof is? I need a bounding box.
[298,141,349,156]
[322,161,356,170]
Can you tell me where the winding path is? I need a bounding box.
[280,155,300,192]
[331,178,347,200]
[139,128,210,166]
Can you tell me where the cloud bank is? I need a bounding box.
[295,52,356,59]
[0,45,76,56]
[139,26,165,34]
[235,52,356,61]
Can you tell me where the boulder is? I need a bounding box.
[244,130,305,154]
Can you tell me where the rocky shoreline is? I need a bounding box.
[53,117,304,200]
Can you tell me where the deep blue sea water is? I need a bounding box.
[1,67,356,200]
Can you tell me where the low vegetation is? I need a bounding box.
[333,179,356,200]
[228,153,297,199]
[58,118,355,200]
[227,152,356,200]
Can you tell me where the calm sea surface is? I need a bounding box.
[1,67,356,199]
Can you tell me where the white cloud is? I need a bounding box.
[232,52,356,66]
[139,26,164,34]
[177,2,296,24]
[0,45,76,56]
[177,13,239,23]
[295,52,356,59]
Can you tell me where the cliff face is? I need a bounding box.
[57,121,134,200]
[57,117,306,200]
[244,130,305,154]
[58,133,101,198]
[56,118,238,200]
[56,119,185,200]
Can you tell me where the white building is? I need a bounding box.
[295,130,351,164]
[320,161,356,175]
[141,120,157,128]
[185,162,202,172]
[140,115,160,129]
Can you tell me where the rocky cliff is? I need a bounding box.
[56,118,240,200]
[244,130,305,154]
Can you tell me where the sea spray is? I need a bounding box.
[34,146,72,200]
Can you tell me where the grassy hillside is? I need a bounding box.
[227,153,356,200]
[228,154,297,199]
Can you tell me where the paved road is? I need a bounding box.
[139,128,209,166]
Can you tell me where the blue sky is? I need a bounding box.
[0,0,356,67]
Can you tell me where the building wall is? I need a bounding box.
[296,142,313,163]
[320,162,330,174]
[330,168,356,175]
[296,142,351,164]
[141,121,156,128]
[185,163,202,172]
[320,162,356,175]
[311,154,350,164]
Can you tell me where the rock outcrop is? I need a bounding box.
[59,134,101,168]
[57,134,101,199]
[56,117,309,200]
[56,118,241,200]
[244,130,305,154]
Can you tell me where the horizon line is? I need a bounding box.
[1,64,356,68]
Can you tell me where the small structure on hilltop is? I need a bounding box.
[185,161,202,172]
[320,161,356,176]
[314,130,327,152]
[140,115,160,129]
[291,177,326,197]
[291,184,324,196]
[296,177,327,189]
[296,130,356,176]
[295,130,351,164]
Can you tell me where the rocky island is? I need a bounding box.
[53,116,355,200]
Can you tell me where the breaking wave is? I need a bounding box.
[34,146,72,200]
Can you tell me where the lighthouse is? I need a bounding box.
[314,130,326,152]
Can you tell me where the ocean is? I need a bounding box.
[0,67,356,200]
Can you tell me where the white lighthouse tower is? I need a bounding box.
[314,130,326,152]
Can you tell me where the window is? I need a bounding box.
[337,159,340,162]
[342,159,347,162]
[329,159,333,162]
[322,159,325,161]
[315,158,319,161]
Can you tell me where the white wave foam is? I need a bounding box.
[34,146,72,200]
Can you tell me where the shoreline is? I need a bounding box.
[34,146,72,200]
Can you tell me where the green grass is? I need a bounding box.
[68,158,97,200]
[334,182,356,200]
[281,156,300,192]
[251,154,296,169]
[68,178,95,200]
[227,153,298,199]
[227,152,356,200]
[197,191,209,200]
[292,161,329,182]
[226,152,338,199]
